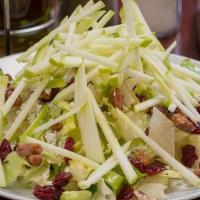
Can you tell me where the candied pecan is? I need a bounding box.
[135,151,150,166]
[28,154,43,166]
[156,105,169,117]
[33,185,62,200]
[0,139,12,161]
[51,123,63,132]
[133,191,149,200]
[64,137,75,164]
[181,144,198,168]
[171,112,195,133]
[5,86,14,100]
[53,171,73,187]
[112,88,124,110]
[117,184,134,200]
[16,143,43,157]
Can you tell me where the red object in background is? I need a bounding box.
[160,0,200,60]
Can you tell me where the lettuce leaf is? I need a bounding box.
[3,152,29,185]
[149,108,175,156]
[104,171,125,194]
[61,190,92,200]
[91,180,116,200]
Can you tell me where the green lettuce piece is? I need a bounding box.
[0,75,8,87]
[104,171,125,194]
[47,78,65,89]
[21,163,50,186]
[99,75,118,97]
[0,160,6,187]
[56,101,71,111]
[91,180,116,200]
[140,38,152,47]
[3,152,29,185]
[68,160,92,181]
[61,190,92,200]
[20,105,49,142]
[43,150,63,165]
[130,138,156,161]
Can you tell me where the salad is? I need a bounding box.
[0,0,200,200]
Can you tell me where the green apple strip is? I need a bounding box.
[54,43,119,68]
[65,22,76,46]
[25,137,99,169]
[118,50,135,85]
[72,1,105,23]
[17,23,69,62]
[0,75,8,107]
[73,30,103,49]
[5,79,48,140]
[142,51,199,123]
[1,79,26,116]
[33,105,82,134]
[134,96,165,112]
[53,68,99,102]
[178,78,200,94]
[116,108,200,187]
[17,1,105,62]
[88,89,137,184]
[78,142,131,189]
[126,68,154,84]
[121,0,136,38]
[130,0,163,49]
[84,0,94,9]
[94,10,115,29]
[75,64,104,163]
[171,62,200,82]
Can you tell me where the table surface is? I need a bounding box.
[0,0,200,200]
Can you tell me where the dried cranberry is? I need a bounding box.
[64,137,75,151]
[117,184,134,200]
[0,139,12,161]
[64,137,75,164]
[145,161,166,176]
[129,158,166,176]
[53,172,73,187]
[129,158,146,173]
[181,144,198,168]
[33,185,61,200]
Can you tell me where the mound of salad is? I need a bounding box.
[1,0,200,200]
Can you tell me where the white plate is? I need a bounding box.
[0,53,200,200]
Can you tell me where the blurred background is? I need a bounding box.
[0,0,200,60]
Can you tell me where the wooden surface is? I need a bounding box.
[0,0,200,200]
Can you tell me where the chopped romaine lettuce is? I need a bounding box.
[61,190,92,200]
